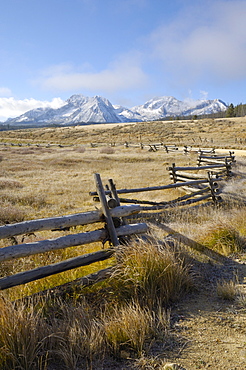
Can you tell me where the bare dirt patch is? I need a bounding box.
[164,255,246,370]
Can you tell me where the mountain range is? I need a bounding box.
[5,94,227,126]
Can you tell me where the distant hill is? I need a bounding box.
[5,94,227,126]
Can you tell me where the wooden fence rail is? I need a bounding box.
[0,249,114,290]
[0,205,141,240]
[90,179,212,197]
[168,164,225,203]
[90,177,222,212]
[0,223,147,263]
[197,151,235,171]
[168,162,232,184]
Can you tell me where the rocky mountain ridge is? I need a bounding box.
[5,94,227,125]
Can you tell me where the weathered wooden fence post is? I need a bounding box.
[207,172,221,204]
[197,151,202,166]
[225,157,231,177]
[169,163,177,182]
[108,179,120,207]
[108,178,129,244]
[94,173,120,247]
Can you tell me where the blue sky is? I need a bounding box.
[0,0,246,121]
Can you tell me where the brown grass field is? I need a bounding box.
[1,116,246,149]
[0,117,246,370]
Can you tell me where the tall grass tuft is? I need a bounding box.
[104,301,153,357]
[0,296,107,370]
[99,147,115,154]
[202,225,244,256]
[0,178,23,190]
[236,291,246,307]
[110,240,194,309]
[75,146,86,153]
[43,298,106,369]
[103,300,171,358]
[217,279,239,301]
[0,203,26,224]
[0,297,47,370]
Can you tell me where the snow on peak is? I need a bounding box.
[66,94,88,106]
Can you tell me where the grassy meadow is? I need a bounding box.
[0,117,246,369]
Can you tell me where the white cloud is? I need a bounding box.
[199,90,209,100]
[36,53,148,93]
[149,1,246,83]
[0,87,12,97]
[0,97,64,122]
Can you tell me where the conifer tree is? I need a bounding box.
[226,103,235,117]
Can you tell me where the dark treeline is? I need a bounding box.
[227,103,246,117]
[159,102,246,122]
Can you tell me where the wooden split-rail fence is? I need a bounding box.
[166,151,235,202]
[197,150,235,167]
[91,176,221,211]
[0,173,147,291]
[91,150,235,211]
[0,139,238,164]
[123,142,179,152]
[168,164,222,204]
[0,149,236,292]
[0,142,72,149]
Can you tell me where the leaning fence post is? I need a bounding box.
[108,179,120,207]
[169,163,177,183]
[108,178,129,227]
[105,184,118,209]
[207,172,222,204]
[197,152,202,166]
[94,173,120,247]
[229,151,235,163]
[225,157,232,177]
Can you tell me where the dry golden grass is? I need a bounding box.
[0,143,190,222]
[0,139,189,298]
[0,124,246,299]
[109,240,194,309]
[0,291,171,369]
[104,302,153,357]
[0,239,177,368]
[0,119,246,368]
[1,116,246,149]
[217,279,239,301]
[0,297,47,370]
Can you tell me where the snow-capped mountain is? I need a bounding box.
[131,96,190,121]
[5,94,227,126]
[131,96,227,121]
[7,95,127,125]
